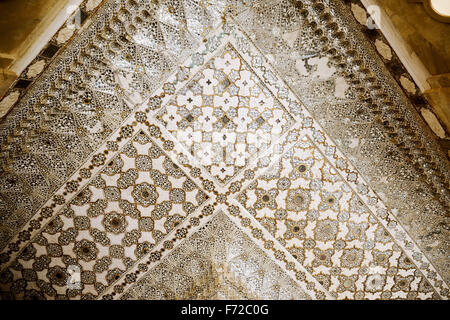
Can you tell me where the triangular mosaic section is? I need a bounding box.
[121,211,311,300]
[237,133,438,300]
[0,130,209,300]
[0,1,447,301]
[0,0,224,251]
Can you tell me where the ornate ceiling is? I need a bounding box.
[0,0,448,300]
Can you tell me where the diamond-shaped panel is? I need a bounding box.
[157,43,295,184]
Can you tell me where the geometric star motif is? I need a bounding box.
[121,211,312,300]
[157,44,295,185]
[0,0,448,302]
[238,136,437,300]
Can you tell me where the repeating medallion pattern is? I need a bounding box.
[156,43,295,184]
[238,136,438,299]
[0,0,448,300]
[0,130,208,299]
[0,0,223,251]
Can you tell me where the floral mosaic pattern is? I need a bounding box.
[0,0,223,251]
[0,130,208,299]
[157,43,295,184]
[122,211,311,300]
[0,0,448,301]
[233,0,450,284]
[238,136,438,299]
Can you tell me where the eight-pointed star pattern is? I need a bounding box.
[0,0,448,301]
